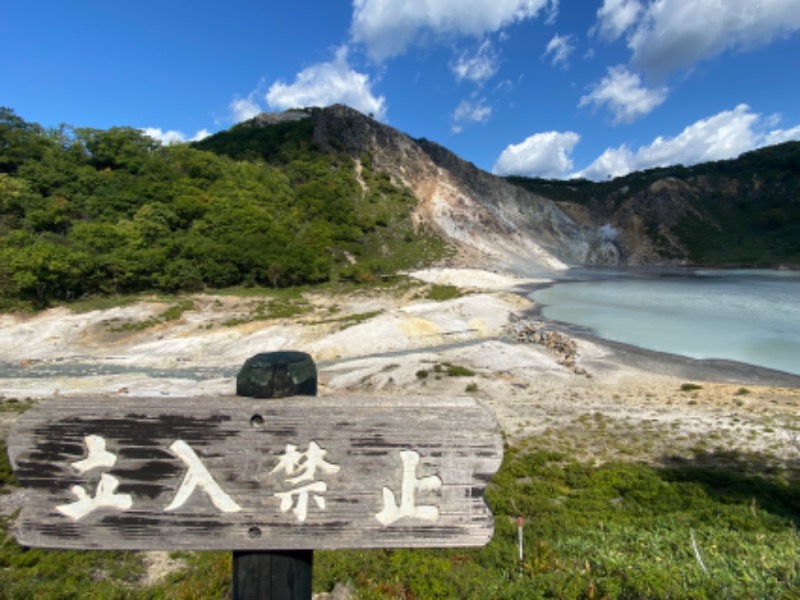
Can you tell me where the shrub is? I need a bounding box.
[425,284,461,302]
[444,363,475,377]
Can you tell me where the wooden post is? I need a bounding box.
[233,351,317,600]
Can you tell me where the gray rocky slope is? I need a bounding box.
[292,104,620,273]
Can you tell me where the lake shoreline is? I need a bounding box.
[523,267,800,382]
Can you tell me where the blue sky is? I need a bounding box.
[3,0,800,180]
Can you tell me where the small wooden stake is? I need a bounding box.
[233,351,317,600]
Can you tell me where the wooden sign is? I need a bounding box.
[7,395,502,551]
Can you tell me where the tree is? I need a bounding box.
[0,107,53,173]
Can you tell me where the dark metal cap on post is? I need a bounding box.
[234,351,317,600]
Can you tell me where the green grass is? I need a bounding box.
[315,447,800,598]
[316,310,384,328]
[220,297,312,327]
[107,299,196,332]
[430,362,476,377]
[0,398,35,414]
[62,294,146,314]
[425,284,462,302]
[2,436,798,598]
[680,383,704,392]
[444,363,475,377]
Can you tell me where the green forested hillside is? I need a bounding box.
[0,108,446,308]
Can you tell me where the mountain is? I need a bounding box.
[1,104,797,307]
[196,105,620,273]
[200,105,800,270]
[507,142,800,267]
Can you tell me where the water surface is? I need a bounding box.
[529,268,800,376]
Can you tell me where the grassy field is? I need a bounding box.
[2,423,799,599]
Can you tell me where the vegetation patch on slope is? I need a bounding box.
[0,108,449,309]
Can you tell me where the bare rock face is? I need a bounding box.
[307,105,619,273]
[252,109,312,126]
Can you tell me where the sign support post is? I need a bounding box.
[233,351,317,600]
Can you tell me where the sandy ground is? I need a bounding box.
[2,267,800,507]
[2,267,799,589]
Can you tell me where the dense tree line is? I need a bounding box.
[0,108,437,307]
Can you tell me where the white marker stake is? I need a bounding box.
[518,517,524,562]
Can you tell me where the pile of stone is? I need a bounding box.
[505,317,588,376]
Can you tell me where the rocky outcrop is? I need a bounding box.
[307,105,619,273]
[506,317,588,376]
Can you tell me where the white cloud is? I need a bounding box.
[494,106,800,182]
[765,124,800,146]
[579,65,667,124]
[141,127,211,145]
[265,46,387,120]
[351,0,557,60]
[543,33,576,67]
[230,96,262,122]
[625,0,800,76]
[590,0,642,42]
[452,98,492,133]
[451,40,499,85]
[578,104,800,180]
[577,146,635,180]
[492,131,580,178]
[190,129,211,142]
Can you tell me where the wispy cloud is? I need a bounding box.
[452,98,492,133]
[543,33,576,68]
[590,0,642,42]
[451,40,499,85]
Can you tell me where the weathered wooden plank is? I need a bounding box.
[7,395,502,550]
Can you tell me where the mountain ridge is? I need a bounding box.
[506,141,800,267]
[203,104,620,273]
[208,104,799,270]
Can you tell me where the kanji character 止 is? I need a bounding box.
[375,450,442,526]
